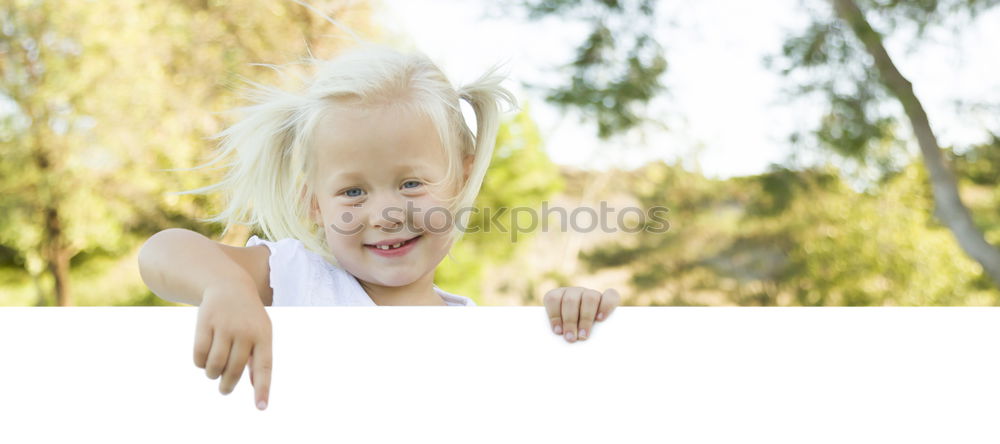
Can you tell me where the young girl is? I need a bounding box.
[137,43,620,411]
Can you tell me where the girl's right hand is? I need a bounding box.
[193,281,273,410]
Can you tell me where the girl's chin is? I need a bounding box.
[357,270,425,287]
[367,276,419,288]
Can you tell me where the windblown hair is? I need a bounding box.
[175,43,516,265]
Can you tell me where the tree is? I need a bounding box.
[579,159,996,306]
[508,0,667,139]
[775,0,1000,287]
[516,0,1000,291]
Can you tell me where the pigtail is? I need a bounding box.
[451,65,518,241]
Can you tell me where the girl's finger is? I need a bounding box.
[560,288,583,343]
[597,288,621,322]
[219,339,251,395]
[577,289,601,341]
[205,333,232,380]
[193,322,213,369]
[543,288,566,335]
[251,339,273,410]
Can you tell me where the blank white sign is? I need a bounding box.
[2,307,999,444]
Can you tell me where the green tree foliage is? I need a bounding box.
[948,136,1000,248]
[581,159,999,306]
[510,0,667,138]
[515,0,1000,296]
[740,162,993,306]
[772,0,997,168]
[0,0,374,305]
[773,0,1000,287]
[950,134,1000,186]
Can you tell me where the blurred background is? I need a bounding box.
[2,0,999,307]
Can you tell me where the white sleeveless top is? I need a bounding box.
[245,235,476,307]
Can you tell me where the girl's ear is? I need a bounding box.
[462,154,474,184]
[300,183,321,226]
[309,193,322,225]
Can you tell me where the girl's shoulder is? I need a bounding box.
[245,235,375,306]
[434,286,477,306]
[245,235,320,305]
[245,235,313,274]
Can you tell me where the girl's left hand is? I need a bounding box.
[543,287,620,343]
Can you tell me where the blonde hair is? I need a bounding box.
[174,43,516,265]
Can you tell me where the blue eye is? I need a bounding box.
[402,180,422,189]
[344,187,364,197]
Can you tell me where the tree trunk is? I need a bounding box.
[34,135,73,306]
[43,205,72,306]
[832,0,1000,289]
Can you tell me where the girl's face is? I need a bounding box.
[308,105,467,288]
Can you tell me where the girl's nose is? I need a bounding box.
[367,195,408,231]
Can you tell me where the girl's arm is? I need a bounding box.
[138,228,275,410]
[137,228,272,306]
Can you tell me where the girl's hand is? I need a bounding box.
[543,287,620,343]
[193,281,273,410]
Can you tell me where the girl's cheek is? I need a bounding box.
[409,197,453,234]
[425,207,452,234]
[327,208,366,237]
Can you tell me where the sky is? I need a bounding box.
[374,0,1000,178]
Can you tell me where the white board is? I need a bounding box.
[2,307,999,443]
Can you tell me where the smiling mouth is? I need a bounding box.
[364,235,422,251]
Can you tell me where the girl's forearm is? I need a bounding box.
[138,228,256,306]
